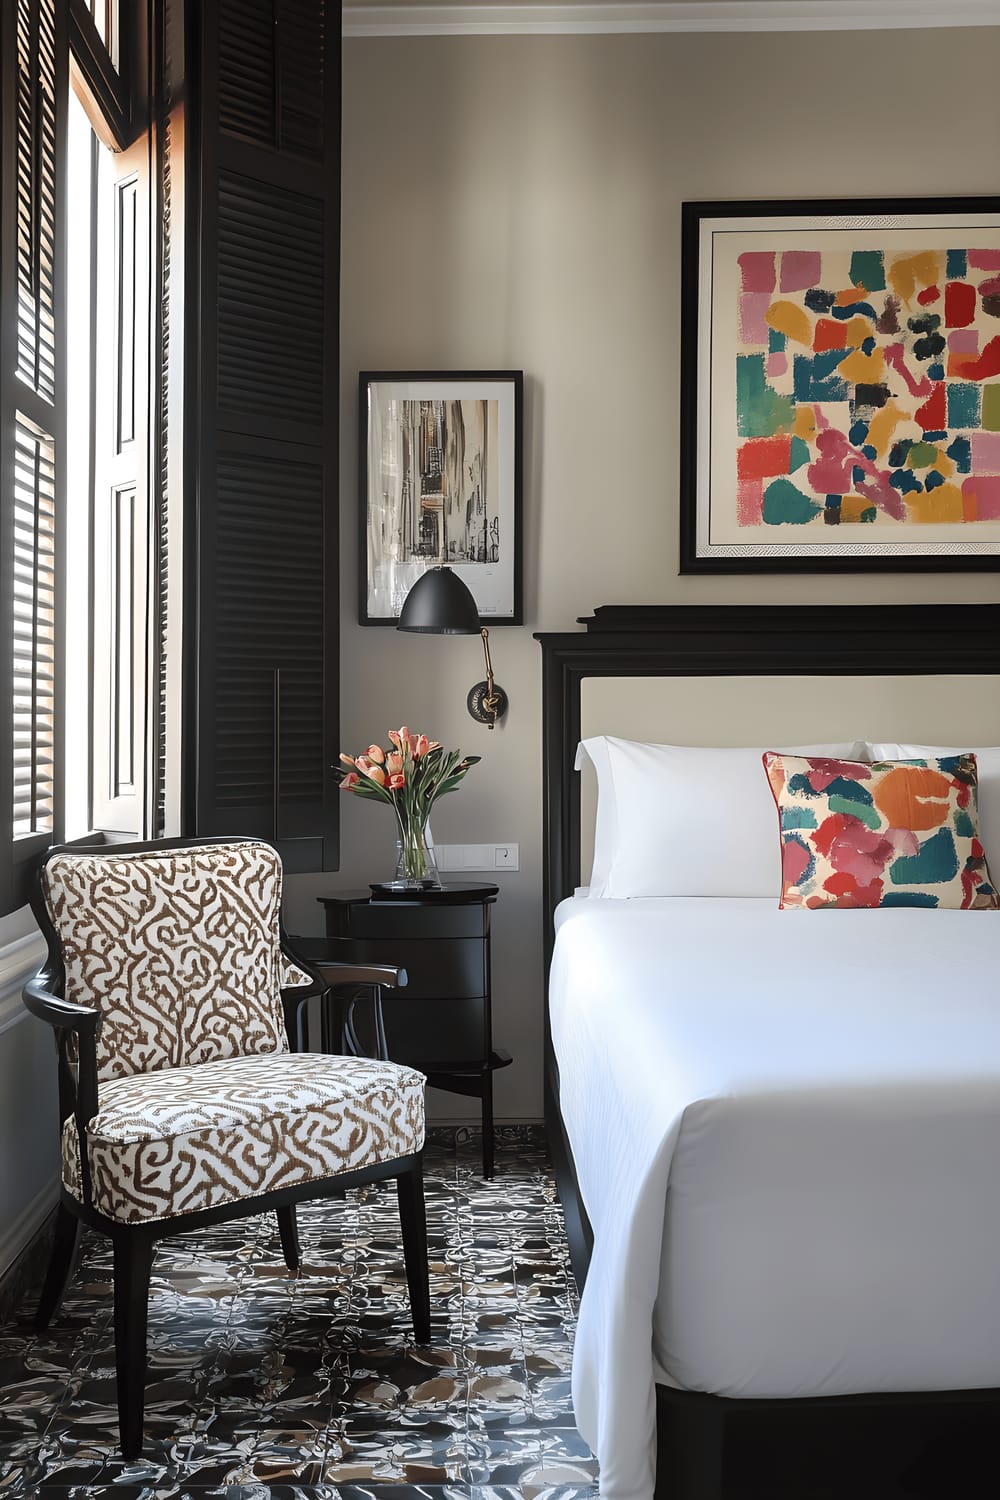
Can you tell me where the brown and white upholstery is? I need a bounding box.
[61,1051,425,1223]
[43,841,301,1080]
[24,836,430,1461]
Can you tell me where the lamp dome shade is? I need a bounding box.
[396,567,481,634]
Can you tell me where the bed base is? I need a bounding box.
[547,1056,1000,1499]
[655,1382,1000,1499]
[535,603,1000,1499]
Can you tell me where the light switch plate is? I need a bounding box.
[435,843,519,872]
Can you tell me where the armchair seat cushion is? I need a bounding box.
[62,1052,426,1225]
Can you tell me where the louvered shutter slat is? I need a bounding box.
[217,0,324,159]
[14,0,58,403]
[212,454,324,810]
[10,413,56,841]
[216,173,324,426]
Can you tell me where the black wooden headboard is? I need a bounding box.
[534,602,1000,926]
[533,601,1000,1284]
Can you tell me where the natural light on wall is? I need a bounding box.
[65,89,96,841]
[11,419,55,841]
[65,84,149,842]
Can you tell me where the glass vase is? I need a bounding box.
[391,817,441,891]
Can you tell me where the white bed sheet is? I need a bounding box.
[549,896,1000,1500]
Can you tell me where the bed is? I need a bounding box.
[534,604,1000,1500]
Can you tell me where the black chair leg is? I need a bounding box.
[396,1158,431,1344]
[276,1205,301,1272]
[35,1202,83,1330]
[112,1230,155,1461]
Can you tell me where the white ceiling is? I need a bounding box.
[342,0,1000,35]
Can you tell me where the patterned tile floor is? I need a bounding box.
[0,1127,598,1499]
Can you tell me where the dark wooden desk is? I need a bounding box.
[312,882,511,1178]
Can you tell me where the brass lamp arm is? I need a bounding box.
[467,626,509,728]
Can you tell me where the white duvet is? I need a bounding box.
[549,896,1000,1500]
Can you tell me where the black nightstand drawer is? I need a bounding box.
[322,934,486,999]
[333,902,490,942]
[380,994,487,1070]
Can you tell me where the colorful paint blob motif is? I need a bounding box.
[762,752,1000,909]
[736,248,1000,528]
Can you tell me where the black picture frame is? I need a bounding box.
[680,196,1000,574]
[359,370,523,624]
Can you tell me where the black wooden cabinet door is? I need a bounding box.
[185,0,340,872]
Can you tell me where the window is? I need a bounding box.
[1,0,154,911]
[82,0,118,66]
[2,0,340,916]
[1,0,63,912]
[65,83,152,839]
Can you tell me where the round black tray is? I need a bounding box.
[368,880,500,902]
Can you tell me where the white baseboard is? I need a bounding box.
[0,927,59,1279]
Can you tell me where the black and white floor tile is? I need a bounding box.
[0,1127,598,1499]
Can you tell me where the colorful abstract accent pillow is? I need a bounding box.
[762,752,999,910]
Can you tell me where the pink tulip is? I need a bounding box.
[399,725,410,741]
[339,752,356,766]
[388,772,405,790]
[340,772,359,790]
[414,734,429,757]
[364,764,387,786]
[388,730,401,749]
[366,744,385,764]
[386,752,403,775]
[356,756,371,774]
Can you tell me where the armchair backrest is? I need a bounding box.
[39,839,290,1081]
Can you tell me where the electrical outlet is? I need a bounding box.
[494,844,518,870]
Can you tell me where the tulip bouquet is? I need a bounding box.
[335,726,481,886]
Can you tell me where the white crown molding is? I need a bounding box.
[0,930,47,1037]
[343,1,999,37]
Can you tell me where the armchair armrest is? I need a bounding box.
[316,961,408,993]
[279,932,407,998]
[22,970,100,1208]
[279,957,408,1056]
[22,973,100,1033]
[311,963,408,1064]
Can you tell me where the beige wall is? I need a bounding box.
[285,26,1000,1120]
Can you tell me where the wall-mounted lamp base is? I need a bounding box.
[467,680,509,728]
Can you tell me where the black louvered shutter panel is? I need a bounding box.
[190,0,339,871]
[0,0,66,913]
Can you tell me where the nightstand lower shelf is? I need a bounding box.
[424,1049,513,1180]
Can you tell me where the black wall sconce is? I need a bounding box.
[396,567,509,730]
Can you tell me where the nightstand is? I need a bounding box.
[315,882,512,1178]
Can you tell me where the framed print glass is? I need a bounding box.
[360,370,523,623]
[680,197,1000,573]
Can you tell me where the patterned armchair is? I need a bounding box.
[22,836,430,1459]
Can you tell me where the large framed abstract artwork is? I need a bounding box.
[680,197,1000,573]
[359,370,523,624]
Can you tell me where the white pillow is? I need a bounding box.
[865,743,1000,864]
[576,737,864,898]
